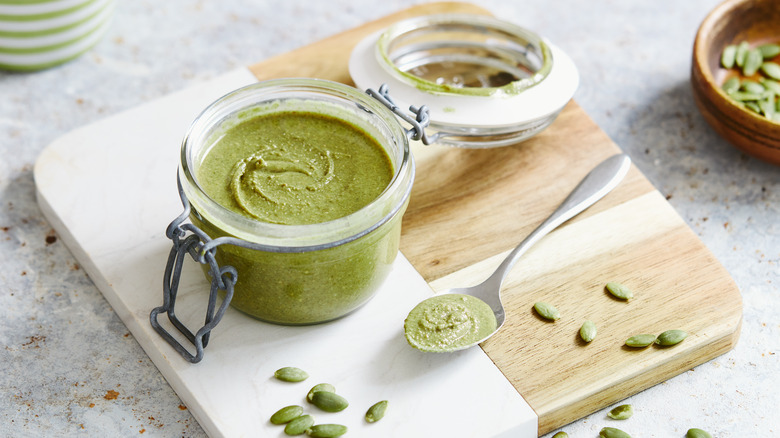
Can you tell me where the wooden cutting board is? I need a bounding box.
[34,2,742,436]
[247,2,741,434]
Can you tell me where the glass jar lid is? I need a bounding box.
[348,14,579,148]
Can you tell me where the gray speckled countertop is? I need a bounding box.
[1,1,777,437]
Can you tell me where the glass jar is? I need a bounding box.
[349,14,579,148]
[178,78,415,325]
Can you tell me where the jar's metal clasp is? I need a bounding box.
[149,175,237,364]
[366,84,438,145]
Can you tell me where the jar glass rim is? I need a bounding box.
[376,13,553,97]
[179,78,414,252]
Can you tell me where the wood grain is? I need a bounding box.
[248,2,742,435]
[430,192,741,433]
[248,1,490,84]
[402,101,652,281]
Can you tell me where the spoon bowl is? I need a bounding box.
[405,154,631,352]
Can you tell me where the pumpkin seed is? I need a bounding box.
[552,432,569,438]
[735,41,749,67]
[655,329,688,346]
[719,41,780,122]
[607,404,634,420]
[722,77,740,94]
[533,301,560,321]
[625,334,656,347]
[686,428,713,438]
[271,405,304,425]
[760,62,780,80]
[600,427,631,438]
[721,44,737,68]
[743,48,763,76]
[310,391,349,412]
[579,320,597,343]
[745,101,762,114]
[306,424,348,437]
[307,383,336,403]
[758,43,780,59]
[761,78,780,94]
[760,94,776,119]
[605,282,633,300]
[730,91,764,102]
[285,415,315,436]
[274,367,309,382]
[740,79,765,94]
[365,400,388,423]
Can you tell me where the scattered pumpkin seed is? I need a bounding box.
[760,62,780,80]
[722,77,740,93]
[552,432,569,438]
[599,427,632,438]
[579,320,597,343]
[605,282,633,300]
[306,424,348,437]
[625,334,656,347]
[274,367,309,382]
[721,44,737,68]
[607,404,634,420]
[686,428,713,438]
[655,329,688,346]
[533,301,560,321]
[310,391,349,412]
[284,414,315,436]
[307,383,336,403]
[735,41,749,67]
[271,405,304,425]
[758,43,780,59]
[365,400,388,423]
[743,48,763,76]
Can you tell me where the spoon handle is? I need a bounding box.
[491,153,631,284]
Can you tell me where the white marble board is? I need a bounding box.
[33,68,538,437]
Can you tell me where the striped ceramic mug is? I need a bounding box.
[0,0,115,71]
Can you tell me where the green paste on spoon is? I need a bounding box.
[404,294,497,352]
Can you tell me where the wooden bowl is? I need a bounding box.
[691,0,780,165]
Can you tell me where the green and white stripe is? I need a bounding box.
[0,0,106,33]
[0,0,100,21]
[0,0,70,5]
[0,0,113,71]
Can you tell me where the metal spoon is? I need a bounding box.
[436,153,631,350]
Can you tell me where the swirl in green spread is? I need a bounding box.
[229,144,338,222]
[198,111,393,225]
[404,294,497,352]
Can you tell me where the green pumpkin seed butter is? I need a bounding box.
[404,293,497,352]
[198,111,393,225]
